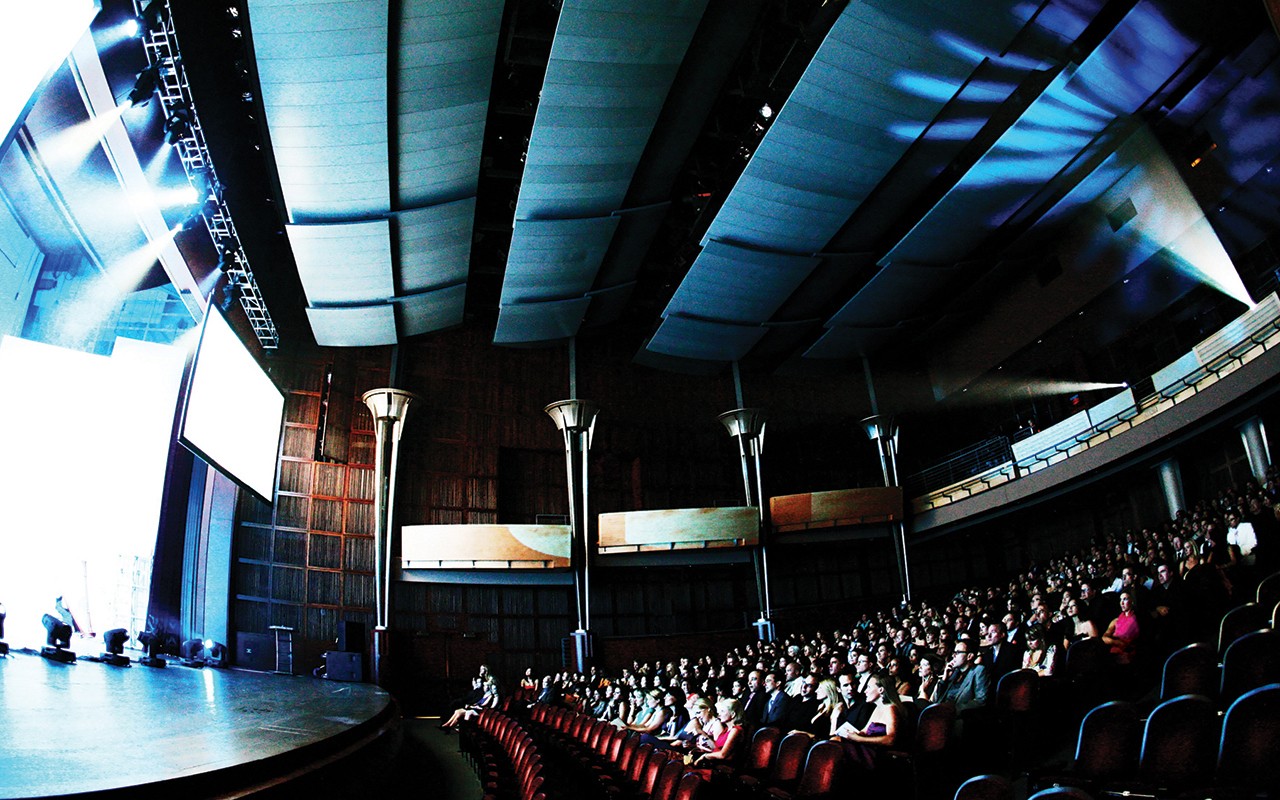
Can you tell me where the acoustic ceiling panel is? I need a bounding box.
[701,0,1026,254]
[397,283,468,337]
[396,0,503,208]
[514,0,709,221]
[646,315,768,362]
[803,324,903,359]
[499,215,620,305]
[663,240,819,325]
[396,197,476,294]
[826,261,962,329]
[883,2,1200,266]
[250,0,390,221]
[287,220,394,306]
[306,303,398,346]
[493,297,593,344]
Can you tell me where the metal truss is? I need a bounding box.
[133,0,279,349]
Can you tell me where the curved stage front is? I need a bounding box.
[0,650,396,798]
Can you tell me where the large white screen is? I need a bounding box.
[0,334,187,648]
[180,306,284,502]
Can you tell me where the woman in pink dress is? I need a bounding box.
[1102,589,1140,666]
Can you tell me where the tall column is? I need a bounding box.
[545,399,599,670]
[1236,416,1272,482]
[718,407,773,640]
[862,414,911,602]
[362,388,420,686]
[1154,457,1186,521]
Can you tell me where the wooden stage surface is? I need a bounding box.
[0,649,395,798]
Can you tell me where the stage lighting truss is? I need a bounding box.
[132,0,279,350]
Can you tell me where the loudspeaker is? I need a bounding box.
[235,632,275,671]
[325,650,363,682]
[337,621,366,654]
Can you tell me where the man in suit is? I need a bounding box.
[940,639,990,713]
[760,671,792,728]
[742,669,766,726]
[983,620,1023,680]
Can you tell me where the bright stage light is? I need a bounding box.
[38,104,128,173]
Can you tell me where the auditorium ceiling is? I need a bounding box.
[77,0,1280,392]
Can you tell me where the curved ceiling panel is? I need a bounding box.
[397,0,503,208]
[398,283,468,337]
[306,304,397,346]
[663,240,819,325]
[494,296,593,345]
[495,0,710,345]
[287,219,393,306]
[646,315,767,362]
[397,197,476,294]
[251,0,390,222]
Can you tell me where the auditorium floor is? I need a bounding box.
[257,716,482,798]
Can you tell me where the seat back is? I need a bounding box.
[650,760,685,800]
[770,731,815,784]
[954,773,1013,800]
[1159,642,1219,702]
[997,668,1037,713]
[672,772,704,800]
[616,734,641,774]
[744,726,782,772]
[915,702,955,754]
[1218,603,1270,654]
[1217,683,1280,792]
[1072,700,1141,782]
[1221,629,1280,704]
[792,740,843,798]
[1138,694,1219,789]
[640,747,667,794]
[1256,570,1280,610]
[628,742,655,783]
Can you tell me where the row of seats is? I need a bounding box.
[526,704,705,800]
[1031,683,1280,797]
[463,708,548,800]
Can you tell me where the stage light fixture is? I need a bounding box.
[180,637,206,666]
[163,107,192,146]
[204,640,228,667]
[0,601,8,657]
[138,630,168,668]
[128,65,160,107]
[140,0,167,31]
[41,613,76,664]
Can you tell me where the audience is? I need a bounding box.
[490,468,1279,793]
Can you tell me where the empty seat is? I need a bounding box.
[740,731,813,794]
[954,774,1012,800]
[1256,570,1280,610]
[1216,683,1280,794]
[1136,694,1219,792]
[1028,787,1094,800]
[1220,629,1280,704]
[1218,603,1270,653]
[1160,642,1219,702]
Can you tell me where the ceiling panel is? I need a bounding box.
[397,0,503,207]
[306,303,398,346]
[646,315,768,362]
[250,0,390,221]
[493,297,594,345]
[397,197,476,294]
[397,283,468,337]
[287,220,394,306]
[664,240,819,325]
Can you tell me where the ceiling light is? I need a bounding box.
[760,103,773,119]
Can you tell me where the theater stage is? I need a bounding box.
[0,649,396,798]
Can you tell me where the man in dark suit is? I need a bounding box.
[982,621,1023,680]
[790,675,822,734]
[742,669,766,726]
[760,671,792,728]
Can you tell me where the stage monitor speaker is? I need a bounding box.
[325,650,363,682]
[235,632,275,671]
[337,621,366,654]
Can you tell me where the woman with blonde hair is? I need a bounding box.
[691,697,745,769]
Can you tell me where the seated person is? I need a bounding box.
[690,698,746,770]
[440,676,499,732]
[833,673,904,770]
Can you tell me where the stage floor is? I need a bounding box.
[0,649,394,798]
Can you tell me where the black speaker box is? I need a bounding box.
[325,650,364,682]
[235,632,275,671]
[337,620,366,653]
